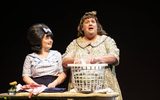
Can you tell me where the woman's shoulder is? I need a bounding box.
[70,38,78,43]
[49,50,61,55]
[24,52,38,60]
[101,35,115,41]
[26,52,36,58]
[101,35,111,39]
[67,38,78,46]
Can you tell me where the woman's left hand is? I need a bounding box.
[47,82,56,88]
[90,57,102,64]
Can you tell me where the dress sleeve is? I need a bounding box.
[62,40,77,59]
[56,52,64,72]
[105,36,120,66]
[22,55,32,77]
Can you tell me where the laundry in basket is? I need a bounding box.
[68,64,108,93]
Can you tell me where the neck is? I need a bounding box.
[39,49,50,58]
[84,35,98,42]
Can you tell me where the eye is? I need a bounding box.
[91,20,96,23]
[84,20,89,24]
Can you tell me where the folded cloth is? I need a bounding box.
[94,88,114,93]
[16,84,66,98]
[16,83,47,98]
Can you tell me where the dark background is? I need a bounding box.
[1,1,159,100]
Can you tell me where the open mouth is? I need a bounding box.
[88,27,94,30]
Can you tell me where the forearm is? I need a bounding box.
[92,55,118,65]
[48,72,66,88]
[62,57,74,67]
[55,72,66,85]
[22,76,38,85]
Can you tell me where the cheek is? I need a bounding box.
[93,23,97,28]
[82,26,88,31]
[51,39,53,43]
[82,24,88,29]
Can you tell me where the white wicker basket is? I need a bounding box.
[67,64,108,93]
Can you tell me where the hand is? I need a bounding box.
[90,57,101,64]
[73,58,81,64]
[20,83,46,98]
[47,81,57,88]
[74,58,92,64]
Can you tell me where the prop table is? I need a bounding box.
[0,92,119,100]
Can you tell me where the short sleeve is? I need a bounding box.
[56,51,64,72]
[22,55,32,77]
[62,40,77,59]
[105,36,120,66]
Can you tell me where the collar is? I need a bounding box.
[76,35,107,48]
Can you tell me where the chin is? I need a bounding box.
[46,46,52,49]
[88,35,96,39]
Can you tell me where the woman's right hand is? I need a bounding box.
[73,58,81,64]
[74,58,92,64]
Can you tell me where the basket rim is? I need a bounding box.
[67,63,108,67]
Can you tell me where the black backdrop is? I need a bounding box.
[1,1,160,100]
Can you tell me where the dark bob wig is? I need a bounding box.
[27,23,53,53]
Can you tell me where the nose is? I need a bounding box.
[88,21,93,26]
[49,37,53,43]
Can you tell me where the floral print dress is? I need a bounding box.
[63,35,123,100]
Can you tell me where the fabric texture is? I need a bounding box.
[22,50,63,78]
[63,35,123,100]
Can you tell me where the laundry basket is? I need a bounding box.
[67,64,108,93]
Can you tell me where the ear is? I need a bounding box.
[81,26,84,31]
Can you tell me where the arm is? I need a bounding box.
[22,76,39,85]
[48,51,67,88]
[22,55,39,85]
[62,57,74,67]
[62,40,77,67]
[91,54,118,65]
[47,72,66,88]
[91,37,120,65]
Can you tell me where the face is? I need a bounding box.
[41,34,53,51]
[82,18,98,39]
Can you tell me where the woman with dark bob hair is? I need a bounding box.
[22,23,66,89]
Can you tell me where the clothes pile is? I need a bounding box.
[16,83,47,98]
